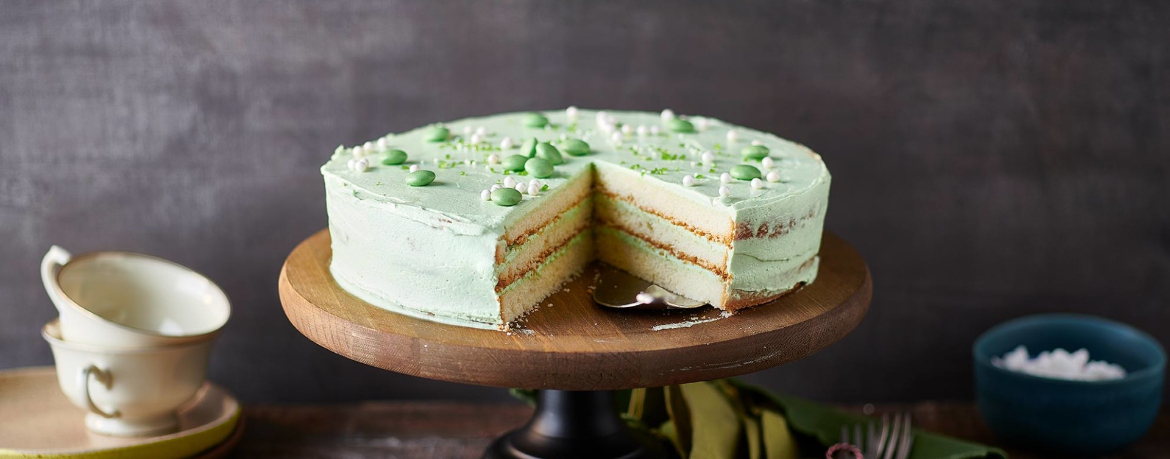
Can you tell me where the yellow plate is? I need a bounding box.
[0,366,239,459]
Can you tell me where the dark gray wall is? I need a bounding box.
[2,0,1167,403]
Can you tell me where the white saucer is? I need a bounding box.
[0,366,240,459]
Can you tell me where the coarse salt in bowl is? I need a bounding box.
[973,314,1165,455]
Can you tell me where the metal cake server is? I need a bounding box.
[592,266,707,310]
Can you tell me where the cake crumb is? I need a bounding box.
[651,315,724,331]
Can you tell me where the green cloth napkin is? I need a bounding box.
[512,380,1007,459]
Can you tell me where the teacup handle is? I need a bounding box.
[78,365,121,419]
[41,246,72,314]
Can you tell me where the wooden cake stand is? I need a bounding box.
[279,229,871,459]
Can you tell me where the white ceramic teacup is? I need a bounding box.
[42,319,214,437]
[41,246,231,347]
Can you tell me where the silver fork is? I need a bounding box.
[838,412,914,459]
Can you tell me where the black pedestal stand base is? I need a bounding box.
[483,390,669,459]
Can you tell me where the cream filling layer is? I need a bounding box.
[594,193,729,274]
[497,197,592,287]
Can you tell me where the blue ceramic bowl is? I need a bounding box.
[974,314,1165,456]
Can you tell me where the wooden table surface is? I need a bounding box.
[227,401,1168,459]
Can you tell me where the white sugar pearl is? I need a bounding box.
[465,159,474,166]
[462,126,473,136]
[726,130,738,143]
[504,176,516,188]
[720,172,732,184]
[661,109,675,121]
[352,146,364,158]
[694,118,708,131]
[363,141,374,151]
[752,139,764,146]
[683,175,696,187]
[475,126,486,136]
[610,131,622,142]
[649,126,660,135]
[751,178,764,190]
[566,106,579,121]
[515,183,527,193]
[377,138,388,149]
[636,125,648,136]
[491,184,502,192]
[701,151,715,165]
[761,157,775,169]
[718,185,730,197]
[409,164,420,172]
[596,111,610,124]
[499,137,514,149]
[488,153,500,165]
[621,124,633,135]
[353,158,369,173]
[636,292,655,304]
[529,179,541,189]
[766,170,781,182]
[346,159,357,171]
[480,190,491,201]
[470,133,484,144]
[528,182,540,195]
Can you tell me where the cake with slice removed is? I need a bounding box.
[321,109,830,330]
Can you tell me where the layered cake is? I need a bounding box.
[322,109,830,329]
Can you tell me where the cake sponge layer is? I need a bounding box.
[595,226,729,307]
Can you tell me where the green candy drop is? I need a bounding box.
[424,126,450,142]
[381,149,408,165]
[522,112,549,128]
[491,188,523,206]
[405,170,436,186]
[730,165,762,181]
[525,157,555,178]
[558,139,591,156]
[520,137,539,158]
[741,145,770,160]
[667,118,695,133]
[503,154,529,172]
[535,142,564,165]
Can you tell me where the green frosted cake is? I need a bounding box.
[321,108,831,330]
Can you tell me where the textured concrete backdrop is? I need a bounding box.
[2,1,1168,403]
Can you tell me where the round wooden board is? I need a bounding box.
[279,229,871,390]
